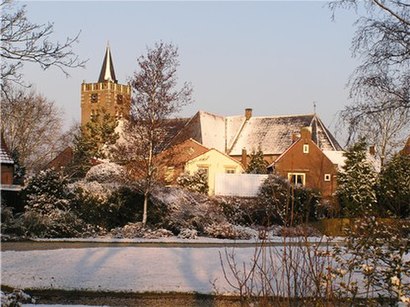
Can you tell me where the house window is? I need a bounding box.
[324,174,331,182]
[164,167,175,183]
[288,173,306,186]
[225,168,235,174]
[303,144,309,153]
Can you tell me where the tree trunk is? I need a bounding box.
[142,190,148,227]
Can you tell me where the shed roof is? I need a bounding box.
[1,135,14,165]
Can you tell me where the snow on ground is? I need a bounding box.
[2,246,259,294]
[31,235,342,244]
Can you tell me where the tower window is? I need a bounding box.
[117,94,123,104]
[90,110,97,121]
[91,93,98,103]
[324,174,331,182]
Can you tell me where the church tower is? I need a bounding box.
[81,45,131,126]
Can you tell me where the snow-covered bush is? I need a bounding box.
[377,154,410,218]
[110,222,144,238]
[204,222,253,240]
[70,182,143,230]
[85,162,125,183]
[246,147,268,174]
[110,223,173,239]
[22,169,85,238]
[178,228,198,239]
[23,209,84,238]
[150,186,230,235]
[1,289,35,306]
[142,228,173,239]
[332,216,410,304]
[257,174,320,226]
[177,169,208,194]
[218,196,263,226]
[336,140,378,217]
[1,204,25,238]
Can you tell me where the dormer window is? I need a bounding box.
[303,144,309,153]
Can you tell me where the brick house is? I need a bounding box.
[184,148,244,195]
[156,138,210,184]
[46,147,74,170]
[156,138,244,195]
[401,136,410,156]
[169,108,343,167]
[269,127,345,201]
[1,135,14,186]
[1,135,23,210]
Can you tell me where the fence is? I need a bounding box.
[215,173,269,197]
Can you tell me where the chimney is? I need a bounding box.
[300,127,312,140]
[245,108,252,120]
[241,148,248,168]
[291,132,300,143]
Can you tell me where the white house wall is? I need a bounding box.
[215,173,269,197]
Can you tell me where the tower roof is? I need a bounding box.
[98,45,117,83]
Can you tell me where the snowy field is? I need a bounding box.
[2,246,258,294]
[1,236,341,296]
[3,238,410,306]
[30,235,340,244]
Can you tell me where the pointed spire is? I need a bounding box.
[98,44,117,83]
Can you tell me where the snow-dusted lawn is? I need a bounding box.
[2,236,344,295]
[2,246,256,294]
[30,235,340,244]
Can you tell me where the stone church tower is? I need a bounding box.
[81,45,131,126]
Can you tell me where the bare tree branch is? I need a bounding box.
[0,86,68,174]
[330,0,410,147]
[0,0,86,93]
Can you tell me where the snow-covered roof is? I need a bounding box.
[1,137,14,165]
[168,110,343,156]
[227,113,342,155]
[198,111,226,152]
[323,150,346,170]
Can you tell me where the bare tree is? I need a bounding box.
[116,42,193,226]
[341,106,410,166]
[1,87,67,174]
[0,0,86,94]
[330,0,410,145]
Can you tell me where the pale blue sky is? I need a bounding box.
[20,1,360,143]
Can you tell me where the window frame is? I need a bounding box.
[91,93,98,103]
[288,172,306,186]
[225,167,236,174]
[303,144,309,154]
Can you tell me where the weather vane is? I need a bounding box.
[313,101,317,114]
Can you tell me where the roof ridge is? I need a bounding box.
[226,113,315,119]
